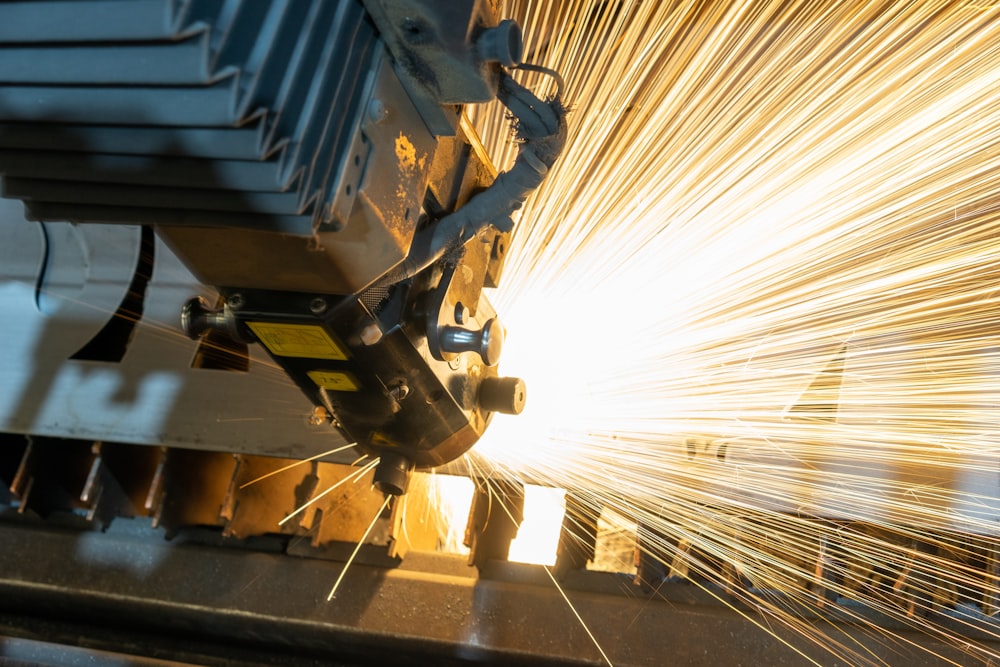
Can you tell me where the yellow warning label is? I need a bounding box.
[246,322,349,360]
[370,431,398,448]
[307,370,361,392]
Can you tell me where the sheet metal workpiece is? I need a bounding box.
[0,518,995,667]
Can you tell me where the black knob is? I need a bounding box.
[477,20,523,68]
[479,376,527,415]
[373,452,415,496]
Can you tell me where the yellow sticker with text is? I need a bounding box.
[246,322,349,360]
[307,370,361,392]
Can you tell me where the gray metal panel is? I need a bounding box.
[24,203,314,235]
[0,1,178,43]
[0,124,267,160]
[0,82,239,126]
[0,151,282,191]
[0,0,380,241]
[5,179,302,216]
[0,36,212,85]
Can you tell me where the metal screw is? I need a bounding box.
[387,381,409,415]
[360,323,383,346]
[369,98,388,124]
[389,382,410,402]
[454,302,469,324]
[310,297,327,315]
[227,293,244,310]
[309,406,329,426]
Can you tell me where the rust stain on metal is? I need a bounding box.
[395,132,417,171]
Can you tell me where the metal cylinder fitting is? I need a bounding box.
[373,452,415,496]
[440,318,503,366]
[476,20,523,68]
[181,296,225,340]
[479,376,527,415]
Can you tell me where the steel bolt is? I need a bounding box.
[369,98,388,124]
[227,293,244,310]
[309,406,329,426]
[310,297,327,315]
[389,382,410,402]
[360,323,383,346]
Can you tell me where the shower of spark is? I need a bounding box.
[328,493,392,600]
[468,0,1000,662]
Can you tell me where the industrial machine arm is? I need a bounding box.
[0,0,566,495]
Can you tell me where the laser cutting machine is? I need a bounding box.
[0,2,595,664]
[0,0,569,496]
[3,3,1000,666]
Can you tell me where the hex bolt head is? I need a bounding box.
[360,323,383,346]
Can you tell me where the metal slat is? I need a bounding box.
[4,178,303,216]
[24,202,314,234]
[0,0,374,243]
[0,1,177,43]
[297,24,376,210]
[209,0,276,74]
[263,1,348,153]
[0,82,240,126]
[0,151,282,191]
[235,2,313,119]
[0,37,212,86]
[0,124,267,160]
